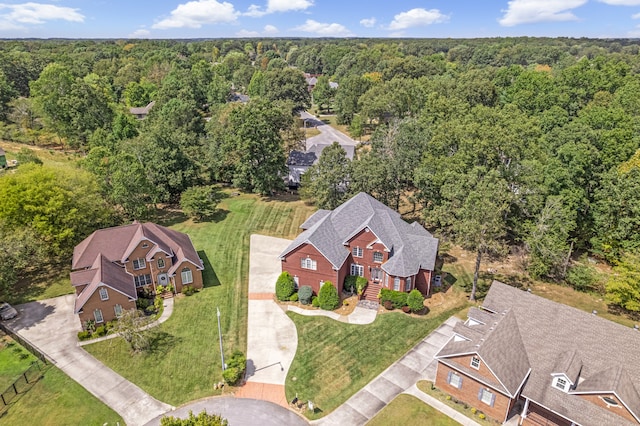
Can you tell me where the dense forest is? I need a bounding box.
[1,37,640,309]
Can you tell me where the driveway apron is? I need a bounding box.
[5,294,172,426]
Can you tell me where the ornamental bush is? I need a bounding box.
[318,281,340,310]
[299,285,313,305]
[344,275,368,295]
[311,296,320,307]
[275,271,296,301]
[290,292,299,302]
[379,288,408,309]
[407,289,425,313]
[222,351,246,385]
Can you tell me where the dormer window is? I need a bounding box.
[601,396,619,407]
[471,356,481,370]
[552,376,570,392]
[555,378,567,389]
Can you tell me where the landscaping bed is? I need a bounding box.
[417,380,500,425]
[368,393,460,426]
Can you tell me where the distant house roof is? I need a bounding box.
[329,81,339,89]
[287,150,317,167]
[230,93,250,103]
[437,281,640,426]
[129,101,155,118]
[280,192,439,277]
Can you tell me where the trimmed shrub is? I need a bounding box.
[275,271,296,301]
[407,289,425,313]
[77,330,91,341]
[311,296,320,307]
[223,351,246,385]
[299,285,313,305]
[95,325,107,337]
[383,300,394,310]
[318,281,340,310]
[222,367,241,384]
[402,306,411,313]
[379,288,408,309]
[182,285,196,296]
[344,275,368,295]
[289,293,299,302]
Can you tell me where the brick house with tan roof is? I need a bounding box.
[279,192,439,301]
[435,280,640,426]
[71,221,203,328]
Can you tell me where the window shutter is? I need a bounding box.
[447,371,452,384]
[490,392,496,407]
[459,376,463,388]
[478,388,484,400]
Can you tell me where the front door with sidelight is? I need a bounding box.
[157,273,169,286]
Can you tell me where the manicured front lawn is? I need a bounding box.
[286,305,466,420]
[1,366,123,426]
[0,336,37,390]
[367,394,460,426]
[84,193,314,406]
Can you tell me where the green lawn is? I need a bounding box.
[286,305,466,420]
[367,394,460,426]
[84,193,314,406]
[0,336,37,390]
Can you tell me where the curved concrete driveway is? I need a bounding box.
[239,235,298,407]
[301,111,358,151]
[144,397,307,426]
[5,294,173,426]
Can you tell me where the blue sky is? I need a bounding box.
[1,0,640,39]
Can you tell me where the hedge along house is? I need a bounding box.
[71,221,203,328]
[435,281,640,426]
[279,192,439,301]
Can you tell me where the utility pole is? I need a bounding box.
[217,307,226,371]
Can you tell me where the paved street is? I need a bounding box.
[301,111,358,150]
[5,294,172,426]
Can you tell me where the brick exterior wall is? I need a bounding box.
[125,240,155,291]
[579,393,638,424]
[435,361,514,423]
[415,269,432,295]
[446,354,502,384]
[78,286,136,326]
[173,261,203,293]
[281,243,340,295]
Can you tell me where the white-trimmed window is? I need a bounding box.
[394,277,401,291]
[553,376,570,392]
[447,371,462,389]
[478,388,495,407]
[405,277,412,291]
[471,356,481,369]
[134,274,152,287]
[181,268,193,284]
[133,258,146,270]
[352,247,363,258]
[351,264,364,277]
[373,251,384,263]
[99,287,109,301]
[114,304,123,317]
[301,257,317,270]
[157,258,165,268]
[94,309,104,323]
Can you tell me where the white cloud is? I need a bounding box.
[263,24,278,34]
[152,0,238,29]
[236,29,259,37]
[0,2,84,25]
[499,0,587,27]
[360,17,376,28]
[245,0,313,17]
[294,19,352,36]
[599,0,640,5]
[129,29,150,38]
[388,8,448,30]
[633,12,640,18]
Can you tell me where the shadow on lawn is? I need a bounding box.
[199,251,220,288]
[148,330,181,354]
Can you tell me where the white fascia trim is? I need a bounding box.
[439,359,511,397]
[568,391,640,423]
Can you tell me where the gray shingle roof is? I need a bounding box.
[440,280,640,426]
[280,192,439,276]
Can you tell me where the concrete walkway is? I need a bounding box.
[314,316,460,425]
[239,235,298,408]
[144,396,308,426]
[5,294,172,426]
[78,297,174,346]
[287,305,377,325]
[404,383,482,426]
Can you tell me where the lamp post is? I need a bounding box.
[217,307,226,371]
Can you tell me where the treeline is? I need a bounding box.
[0,37,639,307]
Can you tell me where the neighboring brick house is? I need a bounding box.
[71,221,203,328]
[435,281,640,426]
[279,192,439,301]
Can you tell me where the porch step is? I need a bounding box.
[363,282,382,302]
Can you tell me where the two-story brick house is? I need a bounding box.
[279,192,439,301]
[71,221,203,328]
[435,281,640,426]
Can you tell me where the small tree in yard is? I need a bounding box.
[180,185,223,221]
[275,271,296,301]
[112,309,153,352]
[407,289,425,313]
[161,410,228,426]
[318,281,340,310]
